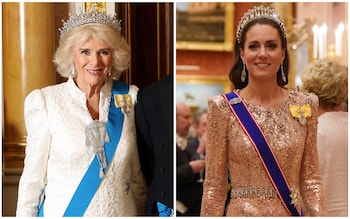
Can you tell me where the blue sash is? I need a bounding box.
[157,202,173,216]
[39,80,129,216]
[223,91,302,216]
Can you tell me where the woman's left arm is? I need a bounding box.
[300,93,328,216]
[129,86,147,215]
[130,138,148,215]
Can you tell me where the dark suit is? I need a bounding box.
[186,137,200,160]
[176,137,203,216]
[135,74,173,216]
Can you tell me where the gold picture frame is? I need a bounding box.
[176,2,234,51]
[176,75,232,110]
[84,2,107,12]
[75,2,115,14]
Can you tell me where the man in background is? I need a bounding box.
[135,74,173,216]
[176,102,205,216]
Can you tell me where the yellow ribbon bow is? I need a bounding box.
[114,94,132,114]
[289,104,311,125]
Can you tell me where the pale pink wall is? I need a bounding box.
[296,2,348,65]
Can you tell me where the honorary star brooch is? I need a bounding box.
[289,186,302,215]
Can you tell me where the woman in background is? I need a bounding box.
[300,58,348,216]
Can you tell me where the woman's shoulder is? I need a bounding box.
[42,81,68,91]
[288,88,318,106]
[26,81,68,100]
[111,80,138,93]
[207,93,232,111]
[208,93,227,103]
[111,80,139,105]
[128,84,139,104]
[128,84,139,93]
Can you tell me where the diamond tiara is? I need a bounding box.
[59,10,122,38]
[236,5,286,44]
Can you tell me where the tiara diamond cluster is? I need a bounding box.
[59,10,122,38]
[236,5,286,44]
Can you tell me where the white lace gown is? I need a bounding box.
[16,78,147,217]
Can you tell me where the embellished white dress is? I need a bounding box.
[16,78,147,217]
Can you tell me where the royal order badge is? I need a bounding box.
[114,94,132,115]
[289,104,311,125]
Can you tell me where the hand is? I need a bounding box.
[196,131,207,155]
[189,159,205,173]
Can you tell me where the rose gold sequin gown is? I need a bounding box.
[200,89,327,216]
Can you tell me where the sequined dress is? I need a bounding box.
[200,89,327,216]
[16,78,147,216]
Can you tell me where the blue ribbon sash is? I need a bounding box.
[39,80,129,216]
[223,91,302,216]
[157,201,173,217]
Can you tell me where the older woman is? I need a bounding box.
[200,5,327,216]
[16,10,146,217]
[300,58,348,216]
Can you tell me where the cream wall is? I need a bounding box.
[295,2,348,65]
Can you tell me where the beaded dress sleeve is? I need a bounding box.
[200,96,230,216]
[298,93,328,215]
[16,89,51,216]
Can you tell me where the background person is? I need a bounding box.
[135,74,174,216]
[176,102,205,216]
[186,108,207,158]
[300,58,348,216]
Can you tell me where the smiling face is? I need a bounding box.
[73,37,113,90]
[240,23,285,83]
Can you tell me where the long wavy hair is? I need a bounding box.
[229,18,289,89]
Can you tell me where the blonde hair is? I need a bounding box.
[53,23,130,79]
[300,58,348,110]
